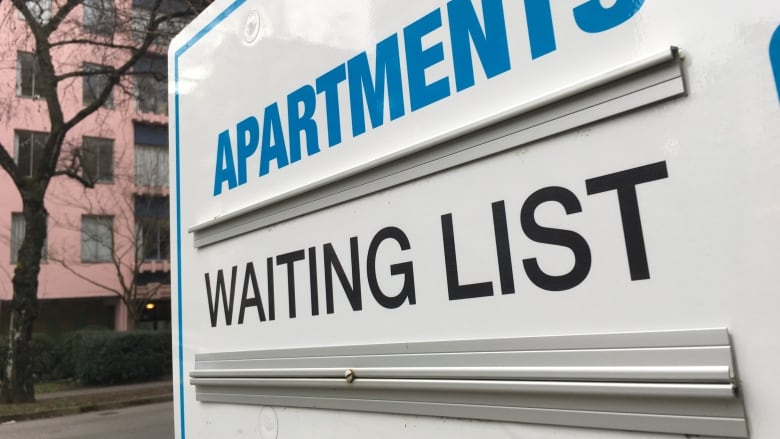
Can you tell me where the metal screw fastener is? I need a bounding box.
[344,368,355,383]
[244,10,261,44]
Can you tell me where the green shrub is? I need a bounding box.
[0,330,171,384]
[74,331,172,385]
[31,333,60,381]
[56,330,107,379]
[0,334,64,382]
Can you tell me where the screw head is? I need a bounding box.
[244,10,261,44]
[344,368,355,383]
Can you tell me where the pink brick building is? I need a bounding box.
[0,0,175,332]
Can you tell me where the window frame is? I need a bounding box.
[136,217,171,262]
[130,0,189,47]
[133,55,168,114]
[81,215,114,263]
[10,212,47,264]
[83,63,114,108]
[135,195,170,261]
[133,123,169,187]
[137,216,170,261]
[14,130,48,178]
[81,136,114,184]
[82,0,115,36]
[16,51,42,98]
[134,143,169,187]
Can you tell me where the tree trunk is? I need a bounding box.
[2,199,47,403]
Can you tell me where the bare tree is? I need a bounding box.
[47,171,170,329]
[0,0,208,403]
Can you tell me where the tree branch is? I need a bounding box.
[51,168,96,188]
[55,66,165,82]
[48,255,125,299]
[0,142,22,189]
[10,0,46,39]
[49,38,145,51]
[44,0,83,35]
[62,41,159,133]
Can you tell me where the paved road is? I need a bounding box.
[0,402,174,439]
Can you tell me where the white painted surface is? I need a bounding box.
[170,1,780,438]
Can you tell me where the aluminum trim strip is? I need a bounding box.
[192,377,736,399]
[190,365,732,383]
[192,47,685,248]
[189,329,747,437]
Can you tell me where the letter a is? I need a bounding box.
[214,130,238,195]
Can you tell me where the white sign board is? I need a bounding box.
[171,1,780,438]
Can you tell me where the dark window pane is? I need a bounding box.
[134,56,167,114]
[134,124,169,187]
[19,65,34,96]
[133,123,167,146]
[82,137,113,183]
[16,132,33,176]
[98,141,113,181]
[17,52,37,97]
[136,196,170,260]
[15,130,48,177]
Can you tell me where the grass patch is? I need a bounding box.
[34,380,83,394]
[0,384,172,422]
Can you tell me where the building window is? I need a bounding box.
[134,55,167,114]
[131,0,188,46]
[136,196,169,261]
[83,63,113,108]
[17,52,42,98]
[19,0,51,23]
[134,123,168,187]
[82,137,113,183]
[83,0,115,36]
[15,130,47,178]
[81,215,113,263]
[10,213,47,264]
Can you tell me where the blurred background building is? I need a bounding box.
[0,0,188,332]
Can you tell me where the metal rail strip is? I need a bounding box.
[191,328,748,437]
[190,47,686,247]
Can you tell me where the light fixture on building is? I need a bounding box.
[145,302,156,310]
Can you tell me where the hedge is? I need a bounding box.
[0,330,172,385]
[74,331,172,385]
[0,333,64,381]
[56,329,110,379]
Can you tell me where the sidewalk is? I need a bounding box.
[0,380,173,423]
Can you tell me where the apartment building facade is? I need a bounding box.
[0,0,178,332]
